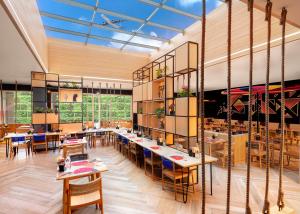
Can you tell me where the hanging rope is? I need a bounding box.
[225,0,232,213]
[245,0,253,213]
[200,0,206,213]
[277,7,287,211]
[262,1,272,213]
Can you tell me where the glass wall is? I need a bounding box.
[83,94,131,123]
[1,91,32,124]
[1,90,131,124]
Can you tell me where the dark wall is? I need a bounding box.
[204,80,300,124]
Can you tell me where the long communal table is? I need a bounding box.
[115,130,218,200]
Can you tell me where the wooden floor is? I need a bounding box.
[0,145,299,214]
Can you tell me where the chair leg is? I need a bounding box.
[151,165,154,180]
[162,173,165,190]
[174,178,177,200]
[144,159,147,175]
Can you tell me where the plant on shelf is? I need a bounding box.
[34,107,45,113]
[177,85,192,98]
[155,107,165,118]
[47,108,54,113]
[63,82,70,88]
[71,82,79,89]
[155,66,168,78]
[138,107,143,114]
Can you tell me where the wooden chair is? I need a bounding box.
[161,158,194,201]
[215,141,235,167]
[46,134,59,151]
[121,138,129,157]
[32,134,47,154]
[92,131,106,147]
[129,142,142,167]
[10,136,29,158]
[63,144,84,158]
[248,140,266,168]
[284,143,299,166]
[143,148,161,180]
[68,177,103,214]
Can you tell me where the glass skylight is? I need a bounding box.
[37,0,222,53]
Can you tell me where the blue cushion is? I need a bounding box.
[33,134,46,142]
[162,158,173,170]
[143,148,151,158]
[122,138,129,145]
[12,136,26,142]
[117,135,122,141]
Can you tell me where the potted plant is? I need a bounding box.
[71,82,79,89]
[155,107,165,118]
[156,68,164,79]
[138,107,143,114]
[177,85,192,97]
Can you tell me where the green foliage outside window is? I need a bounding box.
[5,91,131,124]
[83,94,131,122]
[16,91,32,124]
[59,103,83,123]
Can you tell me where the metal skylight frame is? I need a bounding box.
[40,11,170,43]
[40,0,208,52]
[120,0,168,50]
[55,0,184,33]
[45,25,160,50]
[138,0,201,20]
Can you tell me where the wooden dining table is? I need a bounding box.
[3,132,60,158]
[56,159,108,214]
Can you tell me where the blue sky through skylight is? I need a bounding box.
[38,0,222,53]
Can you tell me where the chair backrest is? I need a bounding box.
[143,148,151,158]
[162,158,173,170]
[33,134,46,142]
[117,135,123,141]
[70,177,102,197]
[95,131,105,136]
[76,133,86,139]
[63,144,84,158]
[122,138,128,145]
[12,136,26,142]
[70,153,89,162]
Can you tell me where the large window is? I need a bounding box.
[16,91,32,124]
[60,103,82,124]
[1,90,131,124]
[1,91,32,124]
[83,94,131,123]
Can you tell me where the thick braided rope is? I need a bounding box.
[245,0,253,213]
[200,0,206,213]
[225,0,232,213]
[277,7,287,211]
[262,1,272,213]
